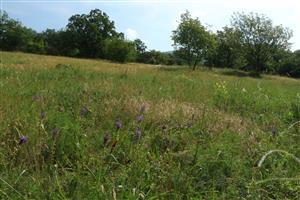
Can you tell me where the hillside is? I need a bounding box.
[1,51,300,199]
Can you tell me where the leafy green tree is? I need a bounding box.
[172,10,214,70]
[103,38,136,63]
[231,12,292,73]
[133,39,147,54]
[213,27,245,68]
[66,9,119,58]
[277,50,300,77]
[0,11,36,51]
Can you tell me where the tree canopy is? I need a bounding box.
[231,12,292,73]
[66,9,119,58]
[172,11,215,70]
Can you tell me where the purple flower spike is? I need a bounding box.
[134,127,141,141]
[136,114,144,123]
[19,135,28,144]
[40,111,47,119]
[115,120,122,130]
[80,106,89,117]
[103,131,110,146]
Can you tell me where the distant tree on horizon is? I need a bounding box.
[172,10,215,70]
[231,12,293,74]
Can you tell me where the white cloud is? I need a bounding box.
[125,28,138,40]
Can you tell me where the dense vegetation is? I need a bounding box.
[1,9,300,77]
[1,51,300,199]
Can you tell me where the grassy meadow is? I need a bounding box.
[1,51,300,199]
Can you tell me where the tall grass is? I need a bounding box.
[1,51,300,199]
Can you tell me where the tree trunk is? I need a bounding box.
[192,59,198,71]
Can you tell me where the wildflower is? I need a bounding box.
[40,111,47,119]
[115,120,122,130]
[134,127,141,141]
[136,114,144,123]
[52,127,61,137]
[103,131,110,146]
[19,136,28,144]
[80,106,89,117]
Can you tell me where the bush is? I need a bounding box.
[104,38,136,63]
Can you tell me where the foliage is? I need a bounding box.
[212,27,245,68]
[231,12,293,73]
[66,9,119,58]
[1,9,300,77]
[136,50,176,65]
[2,51,300,199]
[103,37,136,63]
[0,11,37,52]
[277,50,300,77]
[172,10,215,70]
[133,39,147,55]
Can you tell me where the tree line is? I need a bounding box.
[1,9,300,77]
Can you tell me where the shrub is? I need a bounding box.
[104,38,136,63]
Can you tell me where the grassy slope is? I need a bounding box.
[1,51,300,199]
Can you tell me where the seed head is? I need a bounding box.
[32,95,42,102]
[139,105,146,113]
[187,121,193,128]
[80,106,89,117]
[272,127,277,137]
[40,111,47,119]
[103,131,110,146]
[52,127,61,137]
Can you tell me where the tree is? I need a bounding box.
[231,12,292,73]
[0,11,36,51]
[66,9,119,58]
[213,27,245,68]
[133,39,147,54]
[172,10,214,70]
[103,37,136,63]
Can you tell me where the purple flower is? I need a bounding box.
[40,111,47,119]
[19,136,28,144]
[115,120,122,130]
[80,106,89,117]
[52,127,61,137]
[136,114,144,123]
[103,131,110,146]
[134,127,141,141]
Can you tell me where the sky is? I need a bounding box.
[2,0,300,51]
